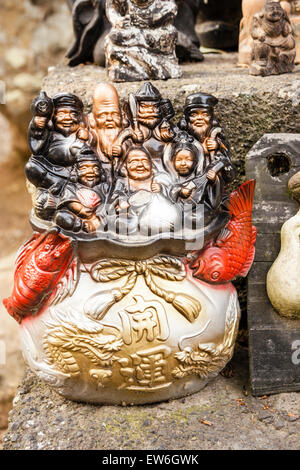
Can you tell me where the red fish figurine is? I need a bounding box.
[191,180,257,284]
[3,230,75,324]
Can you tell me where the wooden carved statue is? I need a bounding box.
[239,0,300,66]
[249,0,296,75]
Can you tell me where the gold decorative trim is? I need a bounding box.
[86,256,201,323]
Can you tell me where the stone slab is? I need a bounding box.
[44,54,300,185]
[246,134,300,396]
[2,346,300,450]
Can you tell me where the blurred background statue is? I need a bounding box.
[66,0,110,67]
[66,0,205,67]
[197,0,242,51]
[249,0,296,76]
[238,0,300,66]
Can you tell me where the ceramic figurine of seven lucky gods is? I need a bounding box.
[4,82,257,405]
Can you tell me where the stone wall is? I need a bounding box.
[43,54,300,184]
[0,0,73,160]
[0,1,72,446]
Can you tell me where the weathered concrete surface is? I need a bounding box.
[2,346,300,450]
[44,53,300,184]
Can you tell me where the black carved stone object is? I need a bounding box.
[249,0,296,76]
[66,0,111,67]
[105,0,182,82]
[66,0,203,68]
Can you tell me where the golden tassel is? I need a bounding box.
[172,293,201,323]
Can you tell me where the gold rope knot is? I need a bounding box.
[90,256,201,323]
[135,261,147,275]
[165,293,175,303]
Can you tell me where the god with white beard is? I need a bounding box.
[89,83,123,162]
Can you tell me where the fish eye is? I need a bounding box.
[44,244,50,251]
[211,271,220,280]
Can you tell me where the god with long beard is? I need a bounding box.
[188,108,213,144]
[89,83,123,161]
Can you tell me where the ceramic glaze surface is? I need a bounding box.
[3,82,256,404]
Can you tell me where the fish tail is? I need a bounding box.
[3,297,21,323]
[228,180,256,217]
[3,297,10,312]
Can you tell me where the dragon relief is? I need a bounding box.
[43,308,123,387]
[172,290,240,380]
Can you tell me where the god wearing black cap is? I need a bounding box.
[179,92,235,185]
[26,92,90,203]
[179,93,219,153]
[52,93,86,137]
